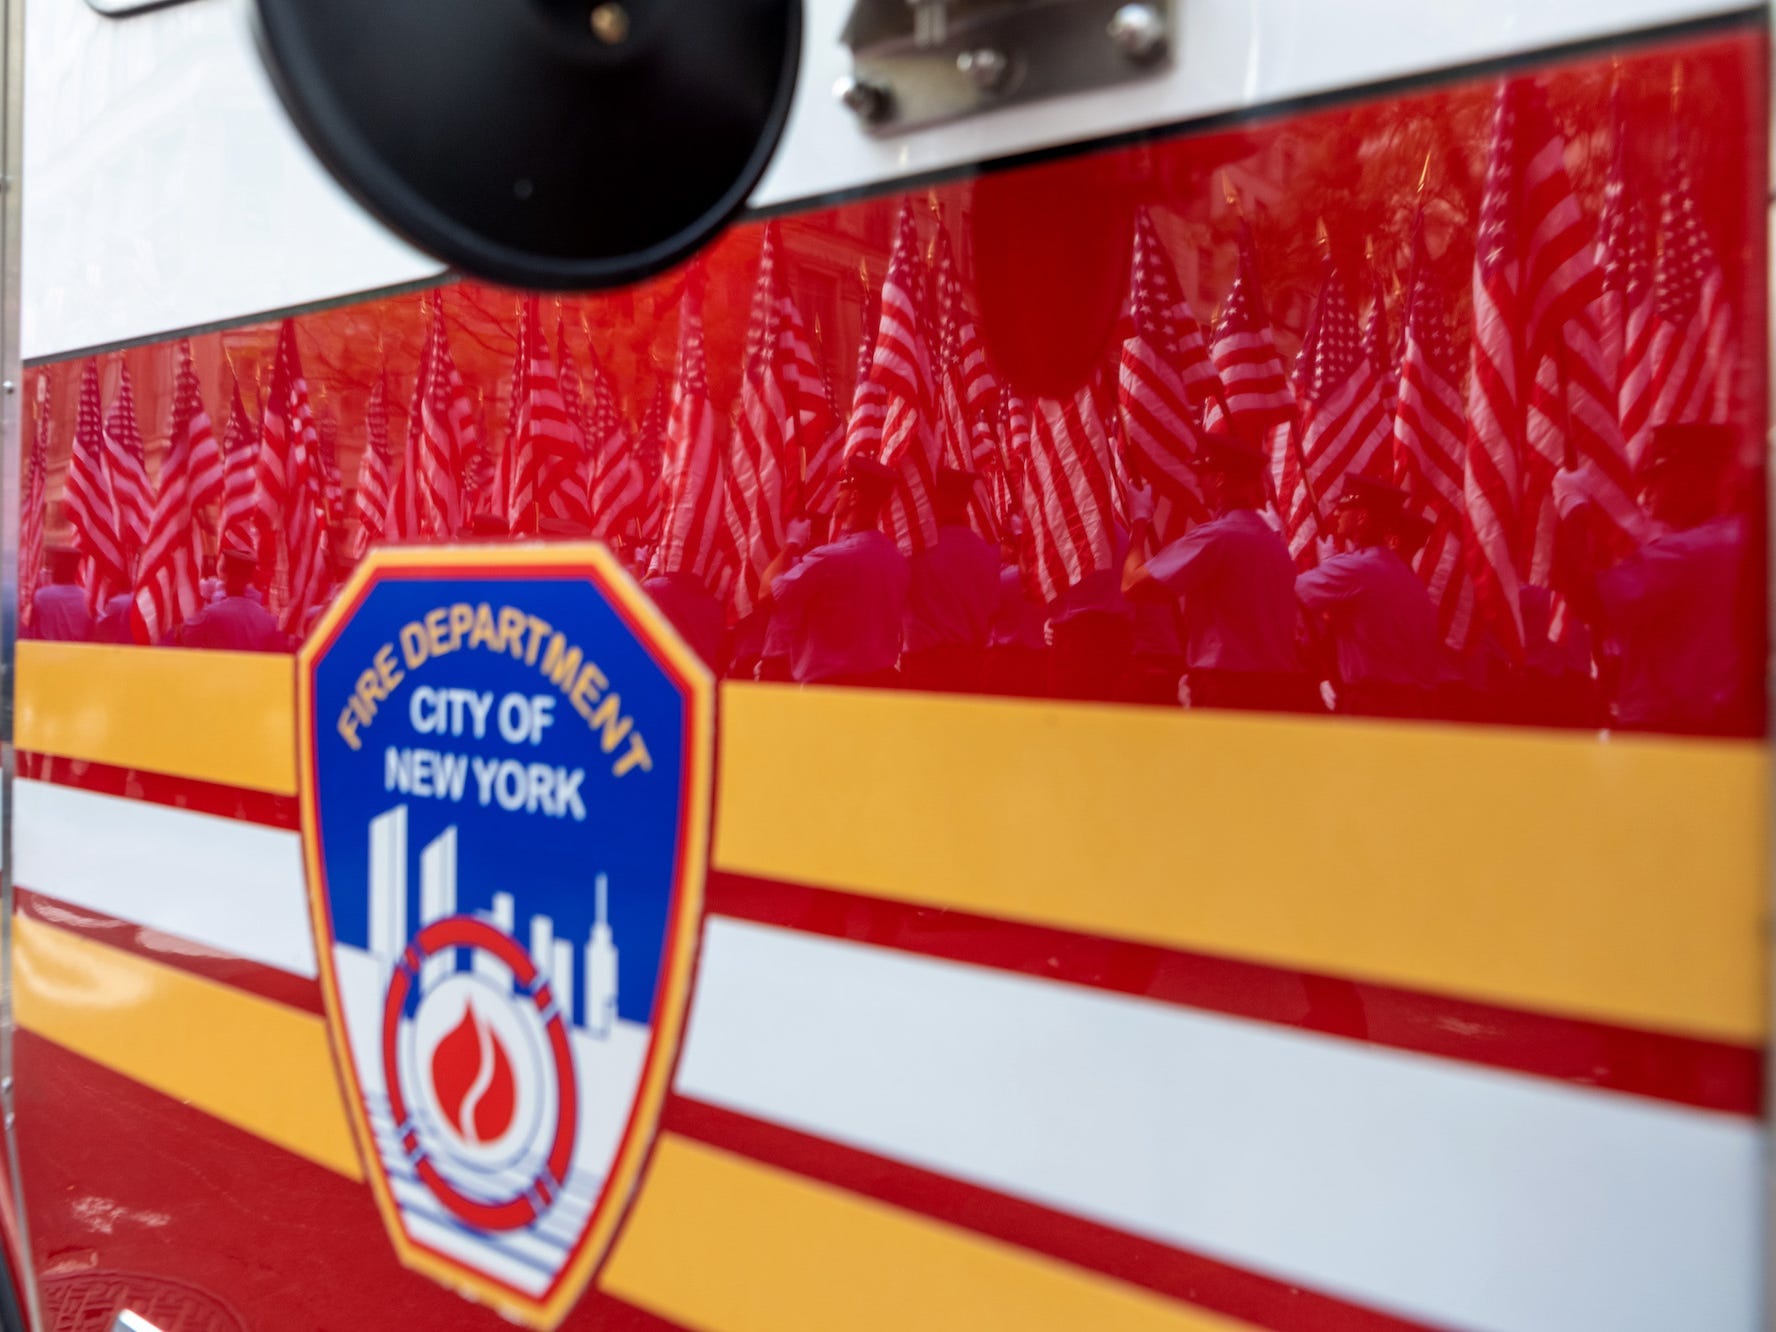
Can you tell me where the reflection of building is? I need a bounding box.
[363,804,618,1034]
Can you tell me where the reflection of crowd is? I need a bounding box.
[665,419,1755,736]
[29,543,288,652]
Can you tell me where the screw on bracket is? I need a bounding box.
[1107,3,1166,62]
[956,48,1011,94]
[834,74,893,123]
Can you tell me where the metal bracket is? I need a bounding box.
[835,0,1171,134]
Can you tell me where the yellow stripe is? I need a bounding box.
[715,688,1768,1043]
[602,1134,1251,1332]
[13,914,358,1178]
[14,647,1765,1041]
[16,642,296,795]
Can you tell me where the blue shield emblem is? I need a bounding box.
[297,546,714,1328]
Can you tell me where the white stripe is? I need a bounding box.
[14,780,314,979]
[677,917,1758,1332]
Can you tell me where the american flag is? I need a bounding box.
[267,319,332,634]
[353,370,394,556]
[1287,257,1390,564]
[19,376,48,629]
[416,292,477,538]
[1205,220,1297,503]
[385,317,432,542]
[1598,88,1657,470]
[930,216,1001,535]
[1023,383,1121,604]
[801,322,845,519]
[511,301,590,533]
[187,352,225,530]
[649,279,727,588]
[253,322,299,602]
[1393,218,1474,648]
[104,357,155,578]
[218,375,259,557]
[585,340,645,542]
[1119,207,1208,543]
[1362,272,1398,436]
[870,203,942,555]
[1135,208,1225,422]
[132,341,209,643]
[494,299,534,532]
[724,224,803,618]
[316,411,347,532]
[548,317,599,532]
[835,278,886,486]
[633,382,670,547]
[65,359,128,614]
[1647,138,1733,431]
[1463,81,1533,655]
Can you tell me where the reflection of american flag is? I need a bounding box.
[131,342,209,643]
[839,280,885,478]
[650,281,726,588]
[1464,83,1530,655]
[633,383,669,546]
[1598,91,1656,470]
[1361,274,1398,437]
[725,225,802,618]
[418,293,477,539]
[187,354,225,524]
[1119,208,1206,543]
[104,358,155,575]
[1288,259,1389,565]
[1023,385,1119,604]
[1514,82,1638,574]
[872,204,941,556]
[66,360,126,614]
[1394,220,1473,648]
[19,377,47,629]
[931,219,1000,536]
[354,371,394,555]
[514,301,589,532]
[218,376,259,557]
[1205,221,1295,500]
[269,320,332,634]
[801,325,844,520]
[586,340,644,543]
[495,300,534,532]
[549,318,598,532]
[1648,143,1732,431]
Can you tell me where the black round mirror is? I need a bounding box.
[253,0,801,290]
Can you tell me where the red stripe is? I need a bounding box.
[15,1031,686,1331]
[664,1094,1433,1332]
[15,887,324,1015]
[706,871,1761,1117]
[17,750,299,830]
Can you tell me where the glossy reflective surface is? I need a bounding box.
[19,28,1766,737]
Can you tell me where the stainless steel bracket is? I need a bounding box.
[836,0,1173,134]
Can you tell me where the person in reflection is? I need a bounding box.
[759,453,908,687]
[30,544,93,642]
[1123,429,1311,712]
[91,589,135,644]
[983,517,1049,696]
[1049,524,1134,702]
[1295,475,1440,719]
[901,469,1000,693]
[1582,422,1757,734]
[641,569,725,671]
[178,546,286,653]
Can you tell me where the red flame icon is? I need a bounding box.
[430,1003,517,1146]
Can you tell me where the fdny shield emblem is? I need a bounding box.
[297,545,713,1328]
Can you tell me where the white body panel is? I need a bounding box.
[21,0,1746,360]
